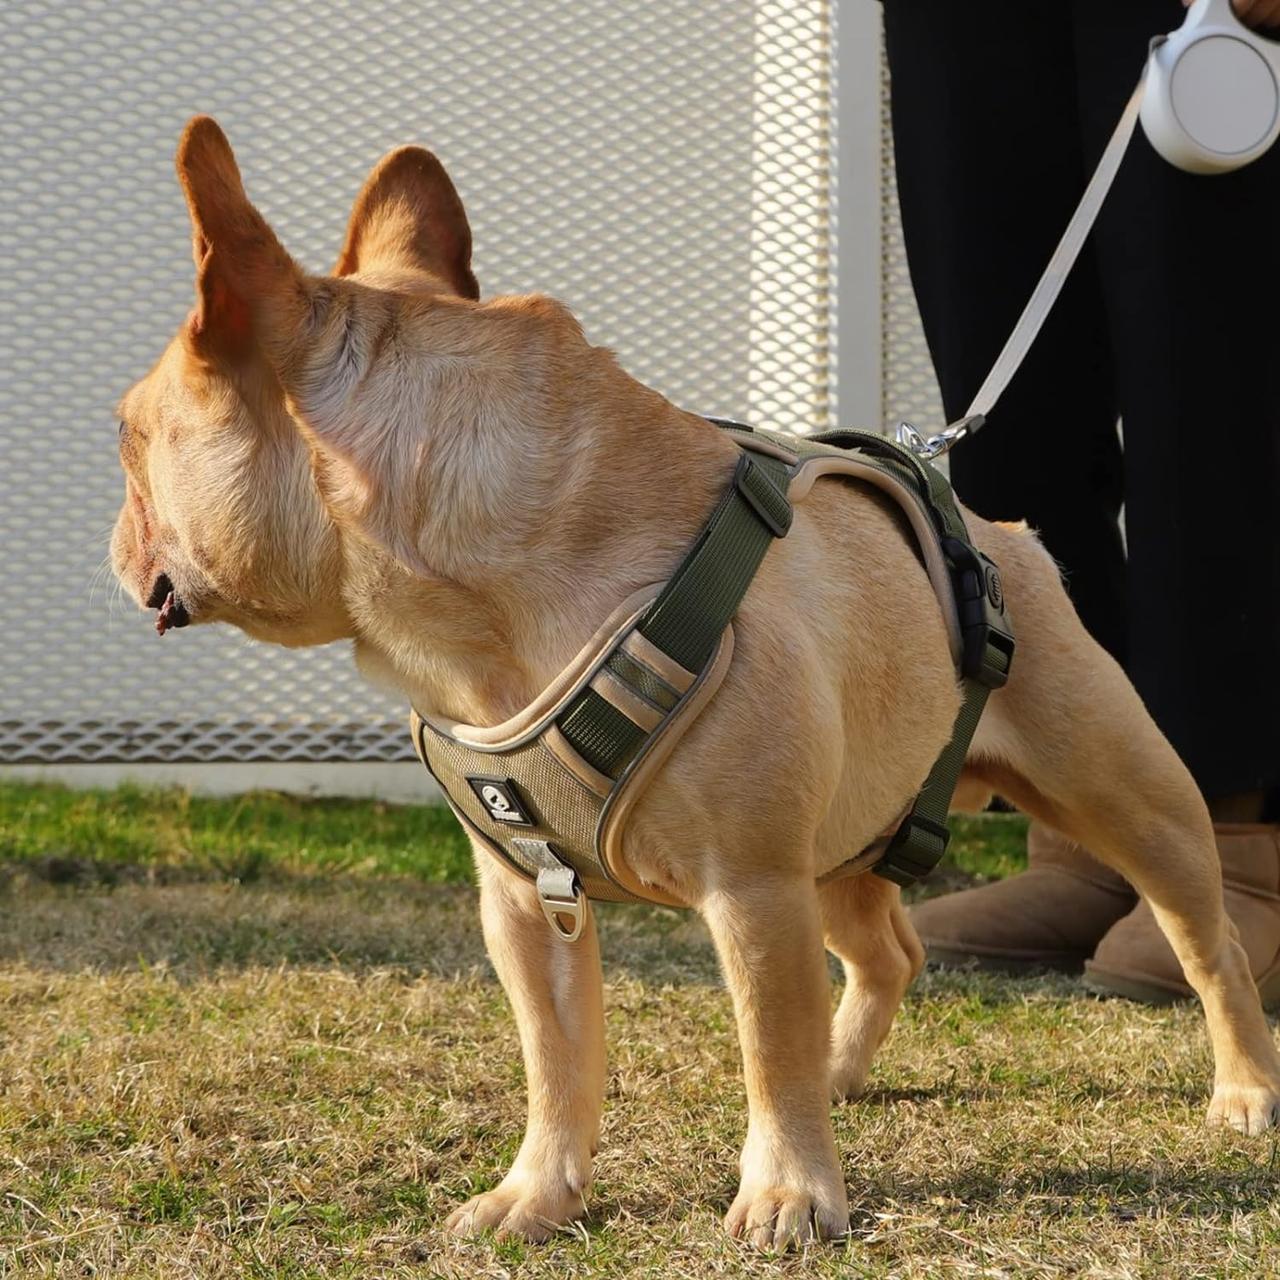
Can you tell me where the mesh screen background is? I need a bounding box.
[879,69,945,434]
[1,0,841,764]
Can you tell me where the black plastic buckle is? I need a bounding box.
[734,453,793,537]
[942,536,1015,690]
[874,813,952,887]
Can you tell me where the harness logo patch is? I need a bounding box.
[985,565,1005,612]
[467,776,534,826]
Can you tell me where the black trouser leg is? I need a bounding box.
[1072,0,1280,800]
[884,1,1280,801]
[882,0,1128,664]
[1075,0,1280,798]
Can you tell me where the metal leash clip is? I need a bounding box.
[895,414,985,461]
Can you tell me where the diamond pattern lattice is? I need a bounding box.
[879,51,945,433]
[1,0,834,764]
[751,1,835,432]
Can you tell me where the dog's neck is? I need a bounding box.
[290,293,736,727]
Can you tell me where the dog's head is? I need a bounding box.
[110,116,481,645]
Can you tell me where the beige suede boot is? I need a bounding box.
[1084,824,1280,1008]
[908,823,1136,973]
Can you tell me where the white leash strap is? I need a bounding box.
[898,75,1147,459]
[965,78,1147,421]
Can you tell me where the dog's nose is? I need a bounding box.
[145,572,174,609]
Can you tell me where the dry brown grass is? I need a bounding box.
[2,870,1279,1278]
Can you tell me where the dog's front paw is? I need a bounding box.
[445,1170,587,1243]
[724,1173,849,1252]
[1207,1080,1280,1134]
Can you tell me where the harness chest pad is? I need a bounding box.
[411,422,1013,920]
[412,595,732,908]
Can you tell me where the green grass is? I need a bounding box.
[0,780,472,884]
[0,780,1026,890]
[9,782,1273,1278]
[940,811,1029,883]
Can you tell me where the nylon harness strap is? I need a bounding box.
[555,451,792,780]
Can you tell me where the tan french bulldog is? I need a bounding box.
[112,117,1280,1250]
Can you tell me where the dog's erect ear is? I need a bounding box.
[176,115,310,359]
[334,146,479,298]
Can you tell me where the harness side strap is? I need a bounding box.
[873,674,995,888]
[873,518,1015,887]
[555,450,793,780]
[803,432,1016,888]
[638,451,792,672]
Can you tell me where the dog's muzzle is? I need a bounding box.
[147,572,190,634]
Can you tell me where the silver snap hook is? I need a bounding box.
[895,415,984,461]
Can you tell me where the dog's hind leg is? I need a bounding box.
[700,872,851,1249]
[968,523,1280,1133]
[820,873,924,1101]
[445,850,606,1241]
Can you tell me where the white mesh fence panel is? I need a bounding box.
[1,0,834,764]
[879,55,945,434]
[752,1,835,433]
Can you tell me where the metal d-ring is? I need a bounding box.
[511,838,587,942]
[527,860,586,942]
[534,863,585,942]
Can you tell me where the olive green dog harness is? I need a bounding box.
[412,421,1014,938]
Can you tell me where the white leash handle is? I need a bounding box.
[1143,0,1280,174]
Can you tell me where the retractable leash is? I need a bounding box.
[896,0,1280,461]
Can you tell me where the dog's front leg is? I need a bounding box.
[702,874,850,1250]
[446,851,605,1242]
